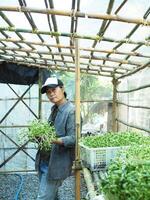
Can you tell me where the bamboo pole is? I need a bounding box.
[0,129,35,161]
[0,38,149,59]
[0,47,130,71]
[0,53,131,75]
[0,147,36,149]
[117,83,150,93]
[38,69,42,119]
[112,77,118,132]
[82,167,97,199]
[0,170,36,173]
[0,141,29,168]
[116,119,150,133]
[75,38,81,200]
[7,83,38,119]
[1,58,113,77]
[117,101,150,110]
[0,47,142,66]
[117,60,150,80]
[0,85,33,124]
[0,6,150,25]
[0,97,38,101]
[0,125,29,128]
[0,27,149,46]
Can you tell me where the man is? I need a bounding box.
[35,77,76,200]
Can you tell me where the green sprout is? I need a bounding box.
[19,119,56,151]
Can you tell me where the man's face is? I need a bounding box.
[46,86,65,105]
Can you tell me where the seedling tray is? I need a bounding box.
[80,143,127,171]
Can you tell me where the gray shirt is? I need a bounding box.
[35,101,76,180]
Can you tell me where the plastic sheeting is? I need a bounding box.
[0,62,50,85]
[117,67,150,133]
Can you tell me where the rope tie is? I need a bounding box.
[8,26,15,31]
[141,19,149,26]
[98,35,103,43]
[84,13,88,19]
[70,32,76,44]
[88,55,92,61]
[17,6,22,13]
[145,41,150,46]
[32,28,38,33]
[113,49,117,54]
[71,9,76,18]
[124,38,130,44]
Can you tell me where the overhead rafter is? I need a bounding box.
[0,2,149,78]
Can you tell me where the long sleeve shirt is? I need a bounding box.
[35,100,76,180]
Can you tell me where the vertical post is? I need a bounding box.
[107,102,113,132]
[75,38,81,200]
[127,79,129,131]
[38,69,42,120]
[112,76,117,132]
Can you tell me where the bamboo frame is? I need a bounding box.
[112,77,118,132]
[117,60,150,80]
[0,46,143,67]
[0,0,150,178]
[0,84,33,124]
[0,50,127,72]
[0,57,126,77]
[0,129,35,162]
[116,119,150,133]
[75,39,81,200]
[38,69,42,119]
[117,101,150,110]
[7,84,38,119]
[0,38,149,59]
[117,83,150,93]
[0,6,150,25]
[1,40,149,59]
[0,27,149,46]
[0,3,149,79]
[1,59,113,77]
[0,141,29,168]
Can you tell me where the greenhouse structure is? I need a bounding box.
[0,0,150,200]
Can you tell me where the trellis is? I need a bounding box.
[0,1,149,77]
[0,1,150,200]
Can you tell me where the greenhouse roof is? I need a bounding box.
[0,0,150,79]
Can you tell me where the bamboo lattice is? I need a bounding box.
[0,0,149,78]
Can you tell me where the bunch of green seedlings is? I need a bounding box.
[100,145,150,200]
[19,120,56,151]
[80,132,150,148]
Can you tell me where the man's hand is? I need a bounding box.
[51,138,64,145]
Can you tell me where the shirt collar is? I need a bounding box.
[58,100,69,112]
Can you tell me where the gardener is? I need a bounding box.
[35,77,76,200]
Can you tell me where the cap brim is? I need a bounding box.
[41,84,58,94]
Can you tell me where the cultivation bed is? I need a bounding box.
[80,144,127,171]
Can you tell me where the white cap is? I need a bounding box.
[41,77,63,94]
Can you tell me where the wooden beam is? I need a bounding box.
[0,6,150,25]
[75,38,81,200]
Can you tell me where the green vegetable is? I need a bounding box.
[19,119,56,151]
[80,132,150,148]
[100,145,150,200]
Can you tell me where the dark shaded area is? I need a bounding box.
[0,62,50,85]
